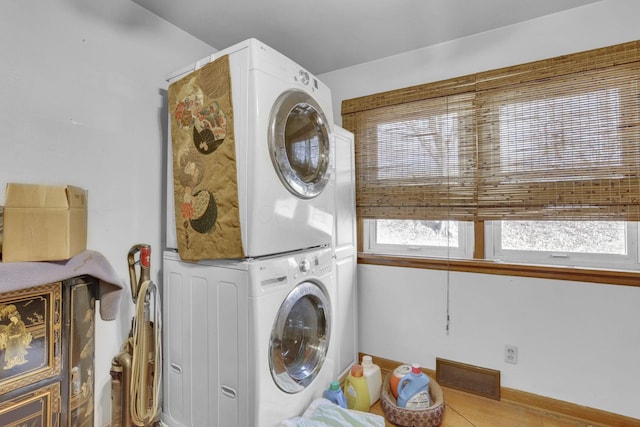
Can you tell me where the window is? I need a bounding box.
[497,89,622,177]
[343,41,640,272]
[486,220,639,270]
[364,219,474,259]
[476,63,640,221]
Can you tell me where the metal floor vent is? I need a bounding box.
[435,358,501,400]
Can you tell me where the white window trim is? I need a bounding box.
[485,221,640,271]
[362,219,474,259]
[362,219,640,272]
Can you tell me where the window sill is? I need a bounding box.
[357,253,640,288]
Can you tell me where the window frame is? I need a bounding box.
[485,220,640,271]
[362,219,475,260]
[363,218,640,272]
[344,40,640,287]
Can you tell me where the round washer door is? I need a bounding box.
[269,90,331,199]
[269,281,331,393]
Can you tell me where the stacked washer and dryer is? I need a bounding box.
[161,39,357,427]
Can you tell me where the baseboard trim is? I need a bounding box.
[359,353,639,427]
[499,387,639,427]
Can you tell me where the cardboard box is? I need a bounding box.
[2,183,87,262]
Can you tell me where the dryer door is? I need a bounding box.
[269,281,331,393]
[269,90,331,199]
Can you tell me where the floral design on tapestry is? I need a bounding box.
[174,90,228,155]
[173,98,223,247]
[168,54,244,260]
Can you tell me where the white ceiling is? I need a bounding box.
[132,0,601,75]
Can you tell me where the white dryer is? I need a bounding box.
[162,247,336,427]
[166,39,335,258]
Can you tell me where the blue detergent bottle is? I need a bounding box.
[324,380,348,408]
[397,364,431,409]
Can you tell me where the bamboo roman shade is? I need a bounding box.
[342,41,640,221]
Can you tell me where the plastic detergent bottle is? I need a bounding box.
[361,355,382,405]
[397,364,431,409]
[343,364,370,412]
[389,364,412,399]
[324,380,347,408]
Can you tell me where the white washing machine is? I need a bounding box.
[161,246,336,427]
[166,39,335,258]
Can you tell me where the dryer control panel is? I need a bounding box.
[296,69,319,90]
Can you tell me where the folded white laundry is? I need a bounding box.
[279,398,385,427]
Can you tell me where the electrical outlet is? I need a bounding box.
[505,345,518,364]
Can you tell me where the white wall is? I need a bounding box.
[0,1,214,425]
[319,0,640,419]
[320,0,640,128]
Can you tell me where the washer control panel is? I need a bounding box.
[294,249,332,277]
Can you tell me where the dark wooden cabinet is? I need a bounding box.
[0,276,97,427]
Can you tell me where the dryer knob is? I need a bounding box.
[299,258,311,274]
[298,70,310,85]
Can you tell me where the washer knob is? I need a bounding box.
[299,258,311,273]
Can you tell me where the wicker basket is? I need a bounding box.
[380,372,445,426]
